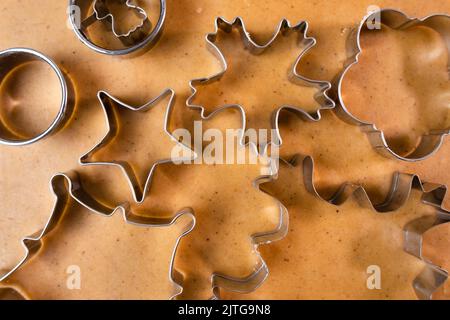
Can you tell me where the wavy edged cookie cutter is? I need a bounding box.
[187,17,335,150]
[286,155,449,299]
[79,88,196,204]
[69,0,166,55]
[0,171,196,300]
[335,8,450,162]
[0,48,75,146]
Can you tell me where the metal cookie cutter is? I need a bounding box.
[335,8,450,161]
[0,165,286,300]
[204,166,288,300]
[79,88,196,203]
[158,156,287,300]
[77,90,287,298]
[73,159,286,299]
[69,0,166,56]
[0,48,74,146]
[187,17,335,150]
[0,171,196,300]
[80,94,286,298]
[282,156,449,299]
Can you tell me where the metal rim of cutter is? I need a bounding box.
[0,48,71,146]
[68,0,166,56]
[335,8,450,162]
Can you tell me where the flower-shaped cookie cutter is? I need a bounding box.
[335,8,450,162]
[69,0,166,55]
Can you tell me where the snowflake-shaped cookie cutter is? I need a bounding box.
[187,17,335,151]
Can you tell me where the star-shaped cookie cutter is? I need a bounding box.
[285,155,449,299]
[187,17,335,150]
[69,0,166,55]
[0,171,197,300]
[335,8,450,162]
[79,88,196,204]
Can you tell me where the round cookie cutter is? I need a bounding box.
[0,48,74,146]
[335,9,450,162]
[68,0,166,56]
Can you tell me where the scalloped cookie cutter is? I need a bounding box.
[0,171,197,300]
[187,17,335,149]
[335,8,450,162]
[69,0,166,55]
[0,48,74,146]
[285,155,449,299]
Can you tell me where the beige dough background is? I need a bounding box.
[0,0,449,299]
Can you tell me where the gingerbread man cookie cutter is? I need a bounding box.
[69,0,166,56]
[78,92,287,298]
